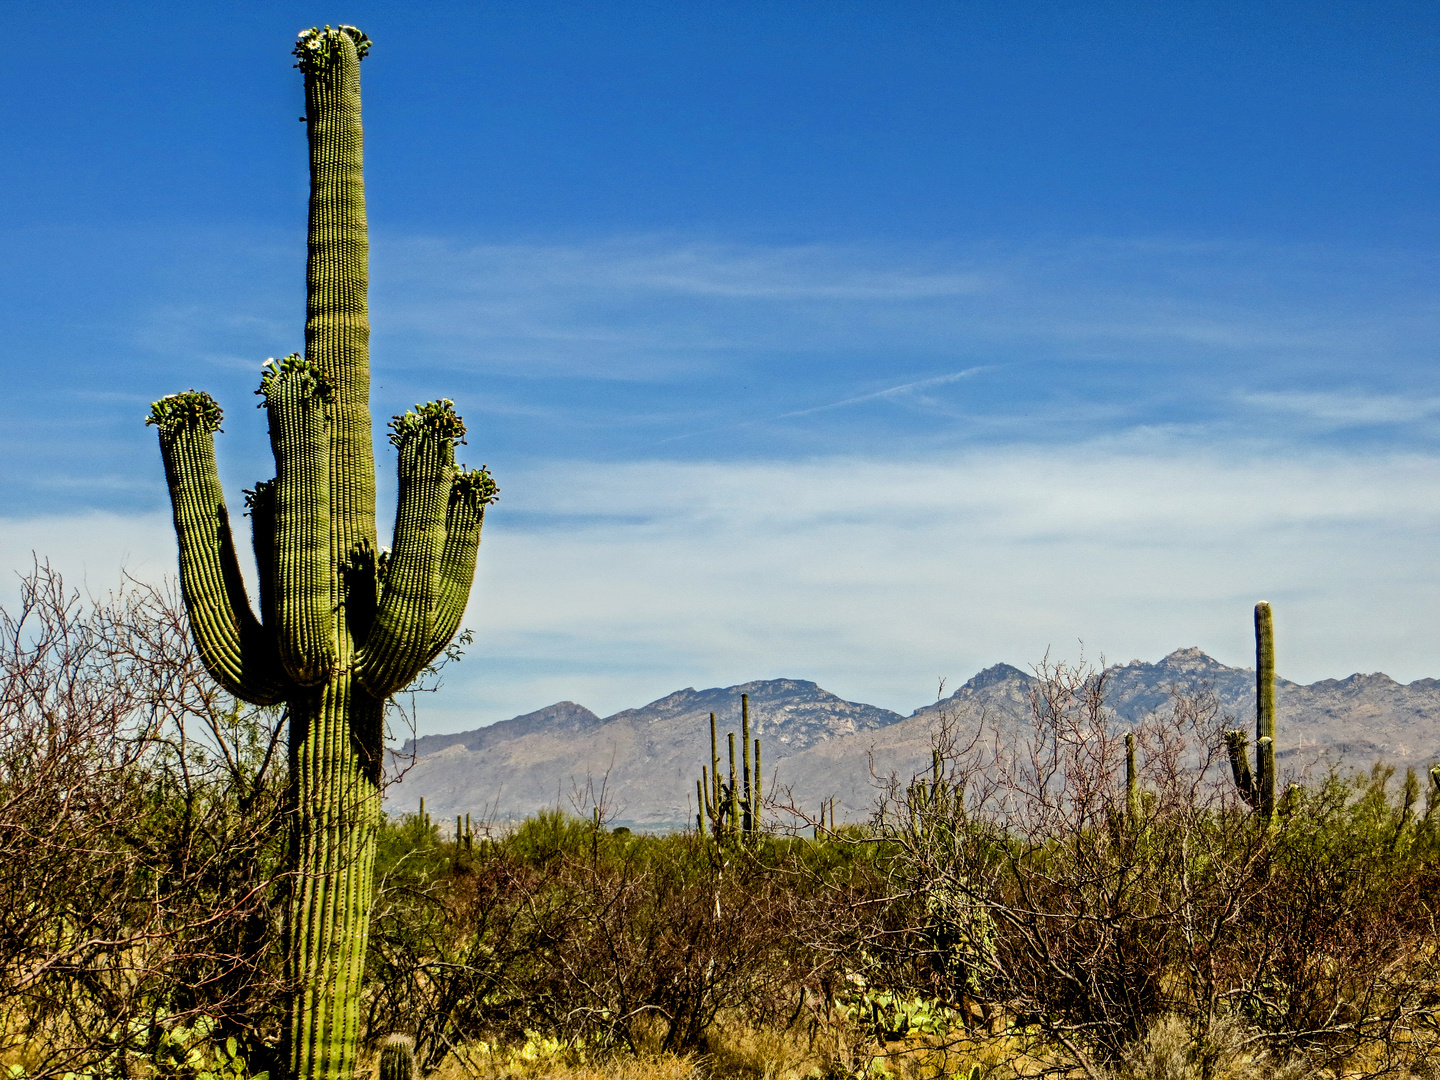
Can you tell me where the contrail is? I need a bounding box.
[651,366,989,446]
[774,366,987,419]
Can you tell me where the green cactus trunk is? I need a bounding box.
[753,736,762,831]
[148,27,496,1080]
[741,693,752,833]
[709,712,721,836]
[727,732,739,838]
[1125,732,1139,823]
[1224,602,1278,824]
[1254,601,1276,824]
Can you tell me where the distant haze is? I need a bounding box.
[393,648,1440,830]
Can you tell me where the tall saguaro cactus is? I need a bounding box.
[146,26,496,1080]
[1226,601,1277,825]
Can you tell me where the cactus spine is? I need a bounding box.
[1226,601,1277,825]
[147,27,495,1080]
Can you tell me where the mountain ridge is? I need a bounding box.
[392,649,1440,828]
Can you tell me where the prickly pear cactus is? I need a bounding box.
[148,26,496,1080]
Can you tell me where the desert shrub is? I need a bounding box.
[1218,766,1440,1067]
[9,562,1440,1080]
[847,660,1440,1078]
[0,563,288,1078]
[365,812,862,1066]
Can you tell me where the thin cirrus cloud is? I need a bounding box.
[25,225,1437,518]
[365,233,1438,398]
[1240,391,1440,428]
[7,436,1440,734]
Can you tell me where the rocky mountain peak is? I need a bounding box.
[1155,647,1233,674]
[955,663,1032,693]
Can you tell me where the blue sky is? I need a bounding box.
[2,1,1439,731]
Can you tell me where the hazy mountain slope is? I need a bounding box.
[392,651,1440,828]
[404,701,602,758]
[392,679,902,828]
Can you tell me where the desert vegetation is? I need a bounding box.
[4,563,1440,1080]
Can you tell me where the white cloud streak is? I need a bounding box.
[1240,390,1440,427]
[11,439,1434,733]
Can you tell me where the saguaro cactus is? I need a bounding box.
[741,692,753,832]
[1226,601,1277,825]
[147,26,496,1080]
[695,703,763,840]
[378,1035,417,1080]
[1125,732,1139,823]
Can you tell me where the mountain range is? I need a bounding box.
[390,648,1440,830]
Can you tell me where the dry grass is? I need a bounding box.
[400,1012,1440,1080]
[406,1015,1088,1080]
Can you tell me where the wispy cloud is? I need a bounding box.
[1240,390,1440,427]
[7,225,1439,543]
[16,438,1440,731]
[653,368,991,446]
[366,234,1439,382]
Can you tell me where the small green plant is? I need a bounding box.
[149,1018,266,1080]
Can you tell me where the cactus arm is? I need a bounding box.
[355,402,463,697]
[1255,601,1277,823]
[261,355,339,685]
[423,466,498,664]
[1224,729,1259,809]
[148,393,290,705]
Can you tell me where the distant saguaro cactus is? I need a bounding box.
[742,692,753,832]
[147,26,496,1080]
[696,700,763,841]
[1125,731,1140,823]
[1226,601,1277,824]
